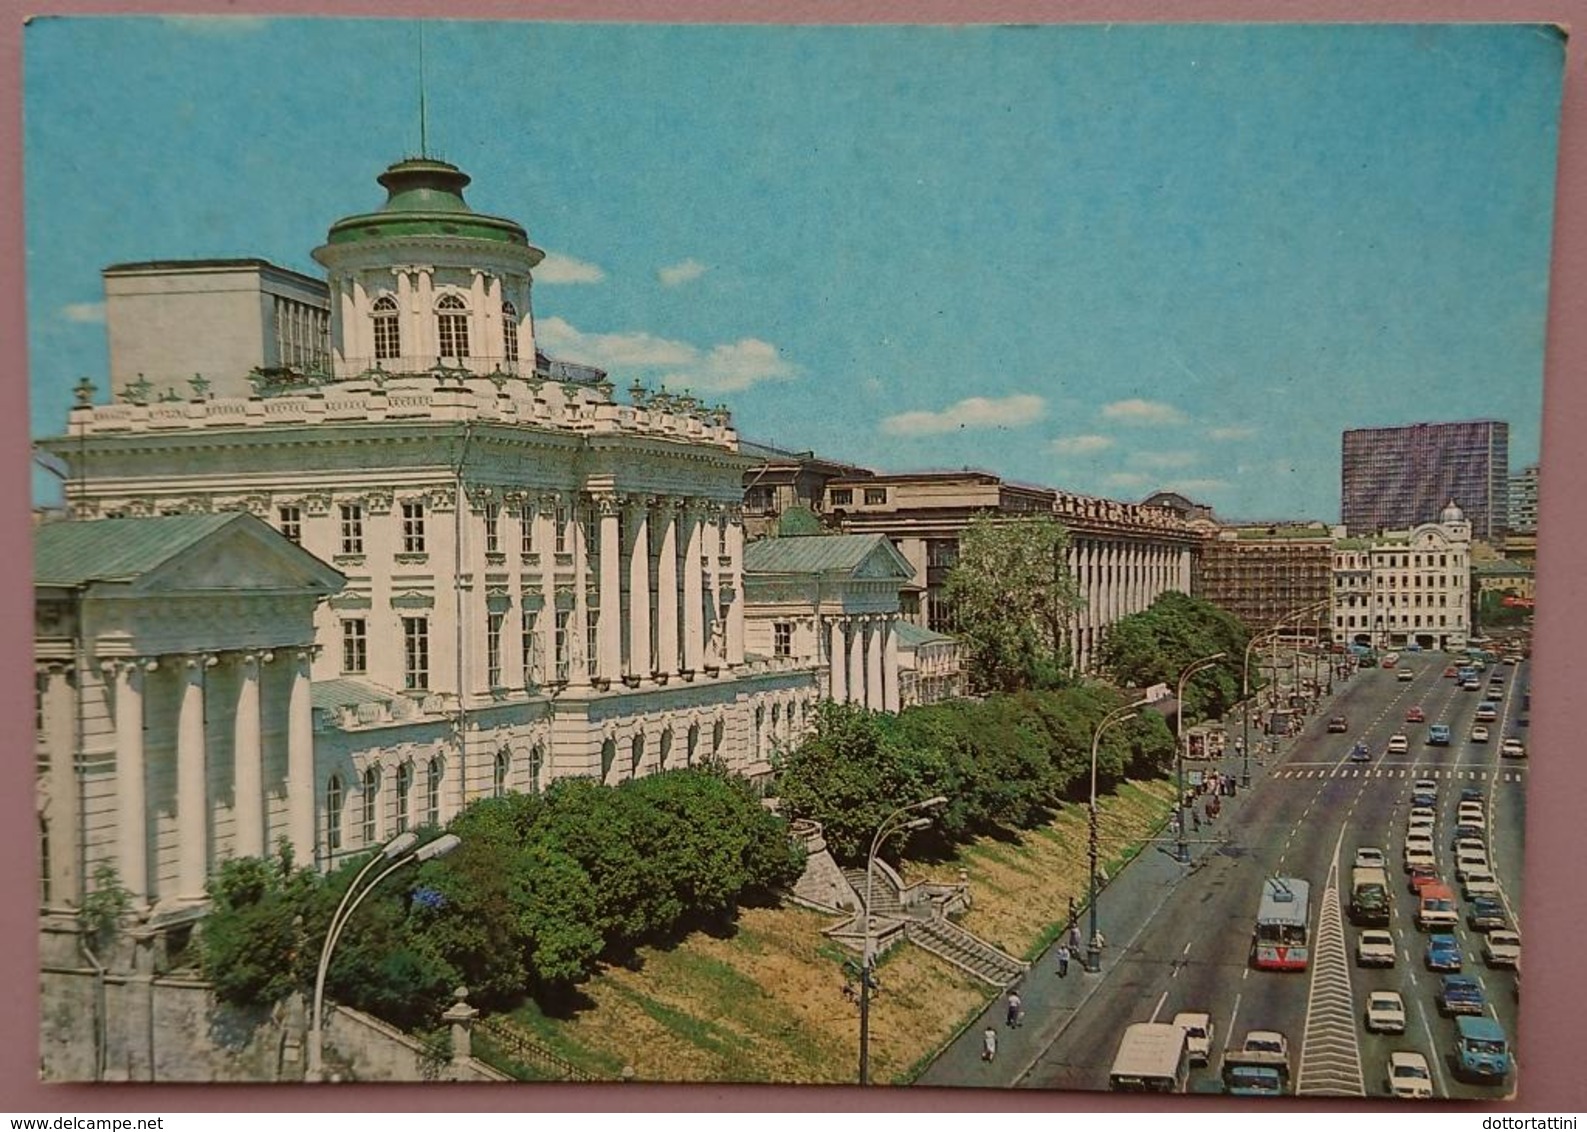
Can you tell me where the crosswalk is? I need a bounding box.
[1272,765,1526,781]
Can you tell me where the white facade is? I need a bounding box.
[1331,502,1472,651]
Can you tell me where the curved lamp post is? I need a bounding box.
[1241,598,1331,787]
[307,831,462,1082]
[1175,652,1227,863]
[859,794,946,1085]
[1087,696,1163,973]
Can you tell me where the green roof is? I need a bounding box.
[35,514,248,586]
[743,533,897,575]
[324,158,532,248]
[893,621,954,647]
[312,678,399,713]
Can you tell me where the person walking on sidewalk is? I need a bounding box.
[982,1027,998,1062]
[1056,943,1071,978]
[1006,990,1023,1028]
[1069,924,1082,955]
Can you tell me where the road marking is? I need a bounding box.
[1414,996,1451,1098]
[1150,989,1168,1021]
[1295,824,1366,1097]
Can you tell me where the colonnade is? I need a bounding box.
[825,614,900,713]
[100,649,316,907]
[1067,537,1194,672]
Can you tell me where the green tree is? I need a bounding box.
[944,513,1083,693]
[200,849,318,1008]
[1098,591,1249,721]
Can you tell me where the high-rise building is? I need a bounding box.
[1340,420,1509,540]
[1508,463,1539,534]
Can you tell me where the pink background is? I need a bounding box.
[2,0,1583,1113]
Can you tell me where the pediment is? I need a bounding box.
[851,540,916,582]
[130,519,344,597]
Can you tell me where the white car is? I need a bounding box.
[1458,802,1485,819]
[1357,929,1397,967]
[1366,990,1407,1034]
[1388,1051,1435,1099]
[1462,870,1500,899]
[1454,838,1486,857]
[1405,832,1435,855]
[1404,845,1437,872]
[1173,1011,1214,1066]
[1501,737,1527,759]
[1387,734,1410,755]
[1470,723,1490,742]
[1455,854,1490,883]
[1483,929,1522,968]
[1354,847,1386,869]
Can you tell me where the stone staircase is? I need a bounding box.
[841,868,904,918]
[906,917,1026,987]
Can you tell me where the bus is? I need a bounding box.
[1108,1022,1190,1093]
[1252,877,1311,970]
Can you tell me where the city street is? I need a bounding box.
[924,656,1528,1099]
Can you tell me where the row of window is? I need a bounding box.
[829,487,889,507]
[370,294,519,363]
[1334,573,1463,589]
[1336,552,1458,569]
[1335,614,1453,629]
[324,748,538,853]
[274,297,330,372]
[1337,593,1454,609]
[343,608,589,688]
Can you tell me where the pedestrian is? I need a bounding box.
[1091,929,1106,953]
[1006,990,1022,1028]
[1069,924,1082,955]
[982,1026,998,1062]
[1192,809,1201,833]
[1056,943,1071,978]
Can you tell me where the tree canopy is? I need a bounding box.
[1096,591,1251,722]
[943,513,1084,693]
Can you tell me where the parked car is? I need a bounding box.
[1357,929,1397,967]
[1439,975,1486,1016]
[1501,736,1526,759]
[1427,724,1451,745]
[1366,990,1407,1034]
[1387,1051,1435,1099]
[1468,896,1507,932]
[1327,715,1349,733]
[1483,929,1521,968]
[1425,933,1462,972]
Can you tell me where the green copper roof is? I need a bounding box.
[893,621,954,647]
[325,158,530,247]
[34,514,245,586]
[743,533,897,575]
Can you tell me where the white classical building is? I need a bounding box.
[39,156,823,874]
[1331,501,1472,651]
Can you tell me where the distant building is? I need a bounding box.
[893,622,962,707]
[1508,462,1539,534]
[1331,501,1471,651]
[740,442,871,541]
[1196,525,1335,639]
[1340,420,1509,541]
[1141,490,1217,526]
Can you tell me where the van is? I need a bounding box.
[1454,1015,1511,1084]
[1108,1022,1189,1093]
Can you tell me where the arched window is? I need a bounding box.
[361,767,380,846]
[325,773,343,854]
[372,295,400,361]
[494,749,510,798]
[396,762,413,833]
[502,300,520,364]
[436,293,470,359]
[425,757,442,827]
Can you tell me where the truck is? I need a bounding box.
[1107,1022,1190,1093]
[1222,1030,1290,1096]
[1349,866,1391,925]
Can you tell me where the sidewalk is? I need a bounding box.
[913,711,1320,1089]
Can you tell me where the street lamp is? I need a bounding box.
[307,831,462,1082]
[1175,653,1226,864]
[1087,693,1166,973]
[1240,598,1330,788]
[858,795,946,1086]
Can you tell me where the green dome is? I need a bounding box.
[324,158,530,246]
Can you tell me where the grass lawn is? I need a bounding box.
[487,777,1175,1084]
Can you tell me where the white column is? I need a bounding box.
[883,618,900,713]
[570,502,591,687]
[288,649,315,866]
[113,660,149,905]
[176,655,211,900]
[627,499,652,679]
[702,513,723,668]
[682,504,705,673]
[597,497,622,681]
[829,618,847,702]
[726,511,746,667]
[657,501,680,675]
[847,617,865,706]
[537,494,558,683]
[412,267,434,361]
[866,618,884,711]
[233,653,264,860]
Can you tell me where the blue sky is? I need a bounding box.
[24,18,1564,519]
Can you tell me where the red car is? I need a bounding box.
[1409,866,1440,895]
[1406,706,1426,723]
[1443,665,1459,678]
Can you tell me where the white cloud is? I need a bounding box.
[537,316,794,394]
[658,258,708,287]
[535,252,606,284]
[1104,472,1150,489]
[1167,477,1232,495]
[61,302,105,324]
[1050,434,1114,456]
[1207,425,1257,441]
[881,394,1046,437]
[161,16,270,35]
[1130,449,1200,470]
[1101,398,1189,426]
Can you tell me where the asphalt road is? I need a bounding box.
[1015,653,1528,1099]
